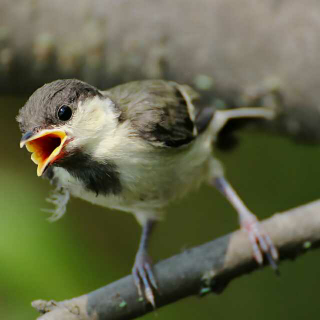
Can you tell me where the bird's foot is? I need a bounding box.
[132,251,158,307]
[241,215,279,271]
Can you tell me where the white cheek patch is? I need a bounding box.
[75,97,116,132]
[66,96,120,150]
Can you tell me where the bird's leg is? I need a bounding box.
[209,106,278,267]
[132,219,158,307]
[212,175,279,270]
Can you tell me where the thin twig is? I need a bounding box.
[33,200,320,320]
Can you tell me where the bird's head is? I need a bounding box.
[17,79,119,176]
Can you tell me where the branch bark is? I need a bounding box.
[32,200,320,320]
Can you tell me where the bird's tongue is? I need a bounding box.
[20,130,67,176]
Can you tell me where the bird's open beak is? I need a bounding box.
[20,129,67,176]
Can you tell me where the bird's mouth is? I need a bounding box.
[20,129,67,176]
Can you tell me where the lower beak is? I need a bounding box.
[20,129,67,176]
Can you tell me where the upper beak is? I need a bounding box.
[20,129,67,176]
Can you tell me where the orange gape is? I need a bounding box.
[21,130,67,176]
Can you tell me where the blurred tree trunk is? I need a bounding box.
[1,0,320,141]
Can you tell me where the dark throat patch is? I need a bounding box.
[55,151,122,196]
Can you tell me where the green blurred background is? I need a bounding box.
[1,95,319,319]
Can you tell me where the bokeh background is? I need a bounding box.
[1,1,320,319]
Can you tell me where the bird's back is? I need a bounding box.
[103,80,214,148]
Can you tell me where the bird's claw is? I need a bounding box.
[132,252,158,307]
[242,217,279,271]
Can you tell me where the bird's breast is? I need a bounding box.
[50,127,213,214]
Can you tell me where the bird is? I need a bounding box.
[17,79,278,306]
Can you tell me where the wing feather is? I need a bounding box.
[104,80,212,148]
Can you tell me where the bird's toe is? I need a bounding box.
[242,218,279,272]
[132,253,158,307]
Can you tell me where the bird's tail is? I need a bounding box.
[209,107,276,150]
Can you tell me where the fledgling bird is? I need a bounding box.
[17,79,278,306]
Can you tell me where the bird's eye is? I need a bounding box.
[58,105,72,121]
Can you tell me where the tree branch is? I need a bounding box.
[32,200,320,320]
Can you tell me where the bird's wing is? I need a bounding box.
[104,80,213,148]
